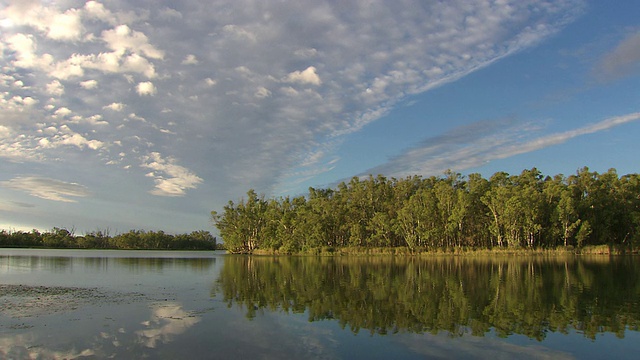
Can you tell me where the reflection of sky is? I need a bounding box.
[0,302,202,358]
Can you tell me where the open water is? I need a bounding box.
[1,249,639,359]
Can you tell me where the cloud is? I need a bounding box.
[181,54,198,65]
[2,2,84,41]
[141,152,203,197]
[101,25,164,60]
[103,102,125,111]
[57,133,104,150]
[35,124,105,151]
[365,112,640,178]
[79,79,98,89]
[0,0,586,220]
[84,1,118,25]
[53,107,72,118]
[254,87,271,98]
[5,33,44,69]
[136,81,157,96]
[0,176,90,202]
[283,66,322,86]
[594,31,640,82]
[46,80,65,96]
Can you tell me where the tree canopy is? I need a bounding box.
[212,167,640,254]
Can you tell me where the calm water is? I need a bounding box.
[1,250,639,359]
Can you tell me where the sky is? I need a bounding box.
[0,0,639,235]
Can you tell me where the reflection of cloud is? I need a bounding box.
[0,334,95,359]
[396,331,575,360]
[136,303,201,348]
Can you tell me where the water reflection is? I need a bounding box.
[214,255,640,340]
[137,303,201,348]
[0,250,217,359]
[0,253,216,275]
[0,301,203,359]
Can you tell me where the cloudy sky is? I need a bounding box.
[1,0,639,235]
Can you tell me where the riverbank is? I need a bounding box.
[246,244,638,256]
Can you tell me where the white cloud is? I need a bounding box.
[121,53,157,78]
[69,114,109,127]
[45,80,65,96]
[0,176,90,202]
[103,102,125,111]
[5,33,41,69]
[58,133,104,150]
[1,2,84,41]
[182,54,198,65]
[128,113,146,122]
[79,80,98,89]
[101,25,165,60]
[136,81,157,96]
[46,8,84,41]
[254,87,271,98]
[141,152,203,196]
[84,1,118,25]
[283,66,322,86]
[53,107,72,118]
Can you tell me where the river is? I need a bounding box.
[1,249,639,359]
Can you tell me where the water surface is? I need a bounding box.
[1,249,639,359]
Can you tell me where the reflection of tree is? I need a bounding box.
[114,257,216,273]
[214,256,640,340]
[0,255,216,274]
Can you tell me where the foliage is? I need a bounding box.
[0,228,216,250]
[212,168,640,253]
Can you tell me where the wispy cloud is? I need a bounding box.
[141,152,203,197]
[0,176,91,202]
[593,30,640,82]
[365,112,640,178]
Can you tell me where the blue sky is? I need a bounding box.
[1,0,638,235]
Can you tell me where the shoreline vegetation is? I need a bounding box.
[212,167,640,255]
[0,228,219,251]
[249,244,638,256]
[3,167,638,256]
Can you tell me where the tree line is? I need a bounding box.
[0,228,218,250]
[212,167,640,254]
